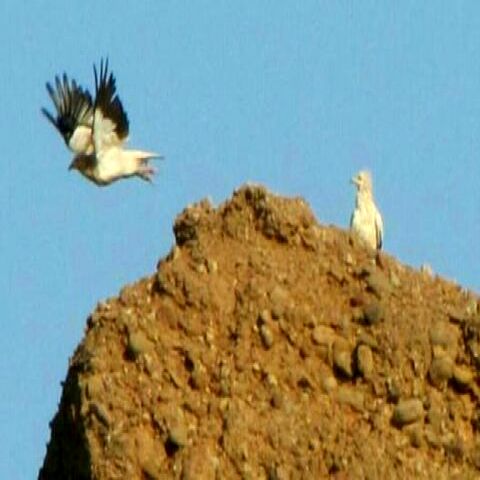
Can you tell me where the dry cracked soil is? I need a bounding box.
[39,185,480,479]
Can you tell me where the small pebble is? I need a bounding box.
[206,259,218,273]
[429,322,458,359]
[127,331,153,360]
[167,423,188,448]
[392,399,424,427]
[362,302,384,325]
[259,324,274,349]
[258,309,272,323]
[311,325,336,346]
[321,375,338,394]
[429,356,453,386]
[356,344,374,378]
[270,286,289,318]
[452,364,474,387]
[333,340,353,378]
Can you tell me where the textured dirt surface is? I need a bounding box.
[39,185,480,479]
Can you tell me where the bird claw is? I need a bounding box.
[138,165,157,183]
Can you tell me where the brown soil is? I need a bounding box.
[39,185,480,479]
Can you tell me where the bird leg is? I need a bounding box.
[137,163,157,182]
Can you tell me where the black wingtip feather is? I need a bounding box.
[41,107,57,127]
[93,57,129,140]
[42,70,94,144]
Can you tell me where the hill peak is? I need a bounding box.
[40,184,480,479]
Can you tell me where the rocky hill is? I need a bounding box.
[39,185,480,479]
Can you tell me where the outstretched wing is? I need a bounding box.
[93,59,129,155]
[41,74,94,151]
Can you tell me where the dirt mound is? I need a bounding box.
[39,185,480,479]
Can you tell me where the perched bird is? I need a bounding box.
[42,59,161,185]
[350,170,384,250]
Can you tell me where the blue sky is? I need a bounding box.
[2,2,480,478]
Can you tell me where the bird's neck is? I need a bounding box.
[356,189,374,207]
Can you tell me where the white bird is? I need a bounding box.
[42,59,161,185]
[350,170,384,250]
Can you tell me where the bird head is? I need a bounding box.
[351,170,373,191]
[69,155,91,173]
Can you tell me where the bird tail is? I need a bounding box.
[127,150,164,183]
[131,150,163,160]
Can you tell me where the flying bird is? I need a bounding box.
[42,59,161,185]
[350,170,384,250]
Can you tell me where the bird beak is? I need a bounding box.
[68,161,75,171]
[350,176,358,186]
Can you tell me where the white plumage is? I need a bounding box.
[350,170,384,250]
[42,59,161,186]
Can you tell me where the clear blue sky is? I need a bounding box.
[2,2,480,478]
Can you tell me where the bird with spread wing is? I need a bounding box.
[42,59,161,185]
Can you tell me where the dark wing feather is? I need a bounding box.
[93,58,129,143]
[376,228,383,250]
[42,73,93,144]
[375,210,384,250]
